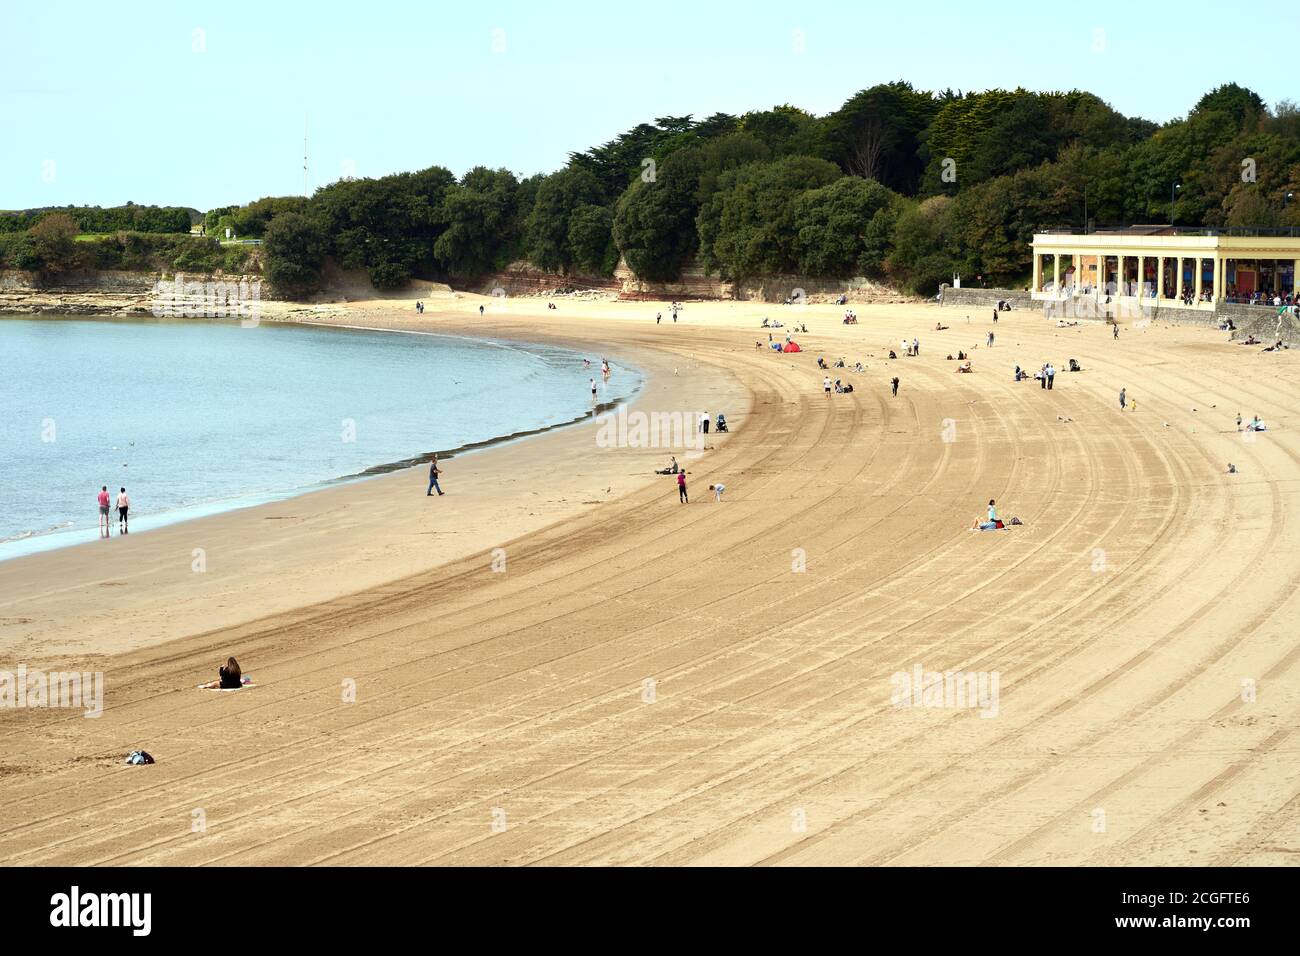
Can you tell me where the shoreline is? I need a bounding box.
[0,302,749,660]
[0,315,647,563]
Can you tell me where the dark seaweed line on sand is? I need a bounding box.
[333,396,634,480]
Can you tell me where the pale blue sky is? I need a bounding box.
[1,0,1287,211]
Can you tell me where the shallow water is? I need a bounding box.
[0,316,641,560]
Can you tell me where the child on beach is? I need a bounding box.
[709,483,726,502]
[677,470,688,503]
[116,487,130,534]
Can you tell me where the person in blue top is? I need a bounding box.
[427,455,444,496]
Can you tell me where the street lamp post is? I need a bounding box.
[1171,182,1181,226]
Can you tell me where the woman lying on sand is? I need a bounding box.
[199,657,243,690]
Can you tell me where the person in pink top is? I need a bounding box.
[677,470,688,504]
[97,486,111,538]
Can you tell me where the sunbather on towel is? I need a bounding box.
[200,657,243,689]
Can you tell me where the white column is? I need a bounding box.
[1053,254,1060,293]
[1032,254,1042,293]
[1293,259,1299,297]
[1157,256,1166,298]
[1194,257,1203,301]
[1176,257,1184,301]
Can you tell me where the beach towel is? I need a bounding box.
[197,676,256,691]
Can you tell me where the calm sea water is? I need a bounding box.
[0,317,641,560]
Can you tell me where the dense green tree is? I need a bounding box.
[887,196,955,294]
[27,213,82,272]
[567,204,619,275]
[697,155,841,279]
[790,177,900,277]
[434,167,520,277]
[263,212,328,296]
[740,106,828,159]
[523,167,606,271]
[823,81,938,194]
[613,148,706,282]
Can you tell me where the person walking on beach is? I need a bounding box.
[1045,362,1056,390]
[1236,411,1243,431]
[987,330,995,347]
[590,378,598,404]
[116,487,130,534]
[427,456,444,496]
[479,304,485,317]
[1119,387,1127,411]
[701,411,710,434]
[677,470,688,504]
[1113,323,1119,340]
[891,376,899,397]
[824,375,833,397]
[709,482,726,502]
[97,485,111,538]
[656,312,662,325]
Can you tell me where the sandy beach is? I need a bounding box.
[2,294,1298,866]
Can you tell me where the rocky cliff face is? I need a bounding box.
[470,258,912,304]
[0,269,271,316]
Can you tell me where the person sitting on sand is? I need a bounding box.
[888,350,897,359]
[200,657,243,690]
[956,360,973,373]
[1248,415,1265,431]
[935,322,948,331]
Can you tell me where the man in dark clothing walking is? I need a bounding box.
[891,376,899,397]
